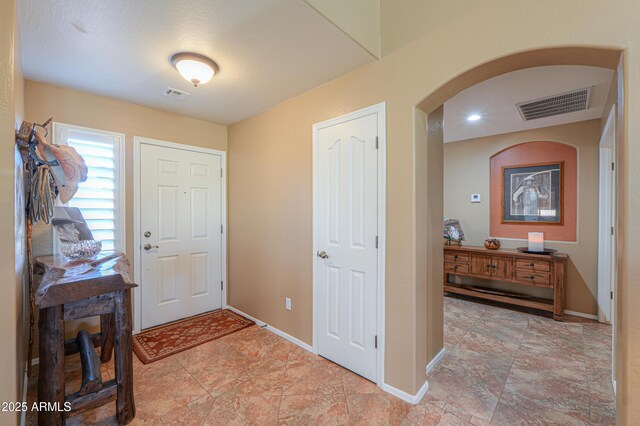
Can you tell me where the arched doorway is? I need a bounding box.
[414,46,623,423]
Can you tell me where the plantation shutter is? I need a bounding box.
[56,125,124,251]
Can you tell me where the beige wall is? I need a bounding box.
[14,0,28,410]
[24,81,228,344]
[424,107,445,366]
[1,0,24,423]
[304,0,381,58]
[379,0,431,56]
[444,120,601,315]
[228,2,640,419]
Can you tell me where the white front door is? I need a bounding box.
[140,143,223,329]
[314,108,380,381]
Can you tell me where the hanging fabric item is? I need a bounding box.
[28,164,56,224]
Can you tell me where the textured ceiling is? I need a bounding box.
[444,65,614,143]
[20,0,374,125]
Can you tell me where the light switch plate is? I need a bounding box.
[285,298,292,311]
[471,194,481,203]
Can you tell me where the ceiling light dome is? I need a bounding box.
[171,52,218,87]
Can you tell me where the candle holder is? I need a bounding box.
[517,232,556,254]
[517,246,557,255]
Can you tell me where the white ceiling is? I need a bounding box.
[20,0,374,125]
[443,65,614,143]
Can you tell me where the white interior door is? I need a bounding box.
[314,110,379,381]
[597,105,617,392]
[140,143,223,329]
[598,106,616,325]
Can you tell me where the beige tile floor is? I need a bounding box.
[27,296,614,425]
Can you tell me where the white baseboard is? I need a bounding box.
[427,348,446,374]
[564,309,598,320]
[225,305,314,353]
[20,364,29,426]
[379,379,429,405]
[378,347,445,405]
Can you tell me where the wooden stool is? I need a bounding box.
[35,252,137,425]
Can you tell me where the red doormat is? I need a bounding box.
[133,309,254,364]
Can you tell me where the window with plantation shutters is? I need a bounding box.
[54,123,125,252]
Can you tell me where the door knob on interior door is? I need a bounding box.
[144,244,159,251]
[317,250,329,259]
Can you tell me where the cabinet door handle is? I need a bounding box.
[453,265,458,270]
[528,275,535,279]
[529,262,535,267]
[454,255,459,259]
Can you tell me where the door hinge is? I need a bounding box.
[221,224,224,234]
[375,236,378,249]
[610,291,614,300]
[221,281,224,291]
[612,162,615,171]
[611,226,614,235]
[221,168,223,177]
[375,136,379,149]
[374,335,378,349]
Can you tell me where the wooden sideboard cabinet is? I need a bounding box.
[444,245,567,321]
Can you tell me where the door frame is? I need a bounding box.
[132,136,227,334]
[597,105,616,325]
[311,102,386,385]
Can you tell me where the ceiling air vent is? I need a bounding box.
[516,87,591,121]
[163,87,190,100]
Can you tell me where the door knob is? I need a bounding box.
[317,250,329,259]
[144,244,159,251]
[144,231,152,238]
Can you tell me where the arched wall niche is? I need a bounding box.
[489,141,578,241]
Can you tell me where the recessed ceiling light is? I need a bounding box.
[170,52,218,87]
[467,114,482,122]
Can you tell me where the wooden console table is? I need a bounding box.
[443,245,567,320]
[35,252,137,425]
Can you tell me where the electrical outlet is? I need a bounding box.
[285,297,292,311]
[471,193,481,203]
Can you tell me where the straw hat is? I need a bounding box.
[35,132,88,203]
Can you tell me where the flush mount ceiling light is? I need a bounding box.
[170,52,218,87]
[467,114,482,122]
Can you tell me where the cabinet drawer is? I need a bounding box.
[516,258,551,272]
[444,262,469,274]
[515,270,551,287]
[445,252,469,264]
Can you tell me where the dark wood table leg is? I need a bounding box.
[38,305,65,426]
[114,290,135,424]
[553,259,566,321]
[100,313,115,363]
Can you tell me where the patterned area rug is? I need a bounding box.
[133,309,254,364]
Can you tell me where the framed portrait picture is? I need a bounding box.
[501,162,563,224]
[51,206,94,243]
[443,218,465,241]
